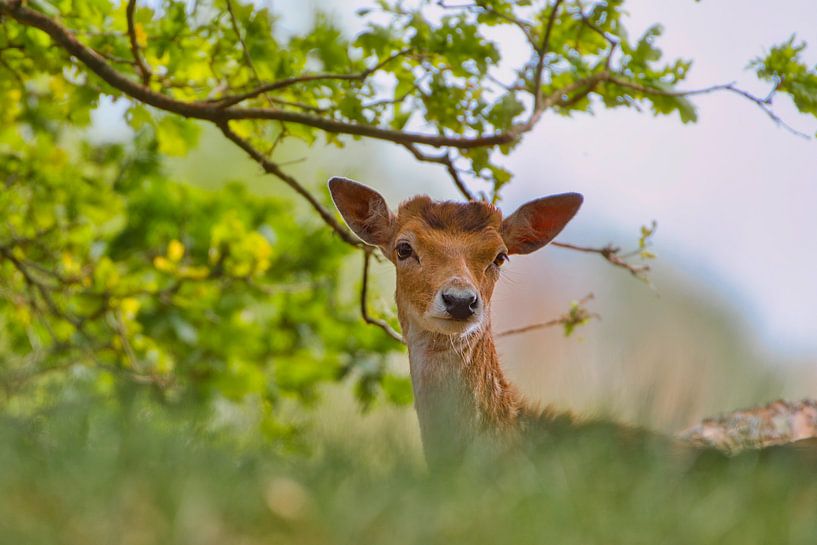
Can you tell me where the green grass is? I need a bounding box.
[1,390,817,545]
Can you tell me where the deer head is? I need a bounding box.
[329,177,583,339]
[330,177,583,464]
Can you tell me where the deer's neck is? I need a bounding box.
[402,321,524,464]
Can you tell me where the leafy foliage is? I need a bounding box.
[0,124,406,432]
[752,35,817,125]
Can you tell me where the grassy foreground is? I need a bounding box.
[1,392,816,545]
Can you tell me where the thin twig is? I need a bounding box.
[496,293,598,337]
[496,316,562,337]
[551,240,651,279]
[0,247,84,329]
[438,1,536,46]
[575,0,619,51]
[532,0,564,110]
[360,249,404,343]
[607,76,810,139]
[110,308,139,370]
[265,96,328,113]
[0,54,24,87]
[126,0,151,85]
[361,75,426,110]
[525,69,611,129]
[213,48,412,109]
[401,143,476,201]
[224,0,274,108]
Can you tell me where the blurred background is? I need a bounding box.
[108,0,816,435]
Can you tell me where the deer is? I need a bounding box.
[328,177,817,468]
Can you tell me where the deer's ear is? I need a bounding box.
[328,177,395,247]
[502,193,583,255]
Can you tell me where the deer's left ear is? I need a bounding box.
[502,193,583,255]
[328,177,395,247]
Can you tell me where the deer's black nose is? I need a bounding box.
[441,291,479,320]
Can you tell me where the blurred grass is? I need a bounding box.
[2,387,817,545]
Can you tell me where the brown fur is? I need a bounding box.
[402,196,502,233]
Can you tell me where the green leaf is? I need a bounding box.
[486,94,525,129]
[156,116,201,157]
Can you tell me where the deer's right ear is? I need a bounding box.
[328,177,395,247]
[502,192,583,255]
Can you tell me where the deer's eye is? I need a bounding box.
[493,252,509,268]
[396,242,413,260]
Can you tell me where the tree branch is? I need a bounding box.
[0,3,514,149]
[216,121,363,247]
[7,0,804,177]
